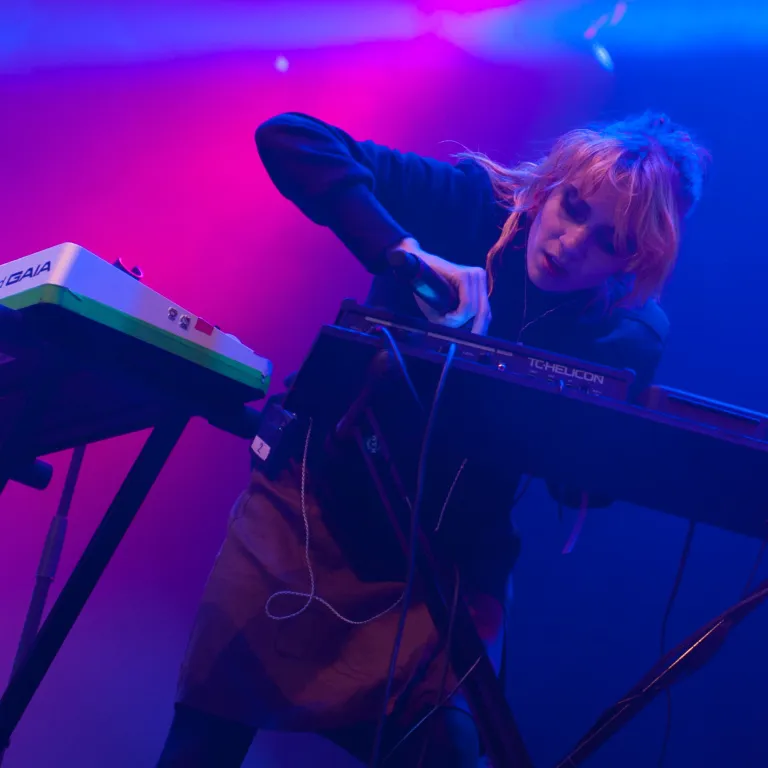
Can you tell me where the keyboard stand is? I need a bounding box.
[0,407,190,754]
[0,303,263,758]
[290,348,533,768]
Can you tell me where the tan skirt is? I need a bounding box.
[175,463,507,737]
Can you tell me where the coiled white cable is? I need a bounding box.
[265,419,466,626]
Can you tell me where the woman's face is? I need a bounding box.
[526,177,628,293]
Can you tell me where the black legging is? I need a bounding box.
[156,703,480,767]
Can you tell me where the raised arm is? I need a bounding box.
[255,112,501,275]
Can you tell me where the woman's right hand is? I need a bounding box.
[393,238,492,335]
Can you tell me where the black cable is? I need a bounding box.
[657,524,767,766]
[368,341,457,768]
[414,565,461,768]
[405,467,531,764]
[435,567,461,716]
[437,472,530,710]
[660,522,696,660]
[557,574,768,768]
[383,656,483,764]
[377,326,423,410]
[657,520,696,768]
[12,445,86,677]
[657,687,673,768]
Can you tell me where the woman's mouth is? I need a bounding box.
[543,250,568,277]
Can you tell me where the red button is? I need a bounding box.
[194,317,214,335]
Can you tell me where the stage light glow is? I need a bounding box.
[592,42,614,71]
[611,2,628,26]
[0,1,427,71]
[0,0,765,74]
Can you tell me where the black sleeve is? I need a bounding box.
[546,315,666,510]
[589,316,666,401]
[255,112,500,273]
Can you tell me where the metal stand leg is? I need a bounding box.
[555,575,768,767]
[346,406,533,768]
[0,413,190,752]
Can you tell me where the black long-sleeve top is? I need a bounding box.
[255,112,669,393]
[255,112,671,598]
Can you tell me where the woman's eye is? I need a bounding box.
[562,189,587,222]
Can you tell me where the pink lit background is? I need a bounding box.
[2,2,768,766]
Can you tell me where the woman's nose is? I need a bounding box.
[559,225,589,260]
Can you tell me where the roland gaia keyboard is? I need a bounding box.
[0,243,272,393]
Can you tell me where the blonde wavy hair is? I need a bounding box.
[458,112,710,308]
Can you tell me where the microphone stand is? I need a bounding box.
[554,575,768,767]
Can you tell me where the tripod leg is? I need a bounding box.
[0,414,189,751]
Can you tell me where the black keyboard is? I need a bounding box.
[286,301,768,540]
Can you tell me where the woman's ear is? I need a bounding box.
[608,270,635,298]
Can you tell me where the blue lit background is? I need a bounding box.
[1,2,767,767]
